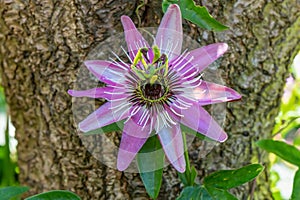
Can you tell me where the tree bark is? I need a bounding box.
[0,0,299,199]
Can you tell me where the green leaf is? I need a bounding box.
[257,140,300,167]
[203,164,264,189]
[162,0,228,31]
[101,122,123,132]
[178,164,198,187]
[137,136,165,199]
[177,185,212,200]
[205,186,238,200]
[25,190,81,200]
[177,185,239,200]
[178,172,189,186]
[84,121,124,135]
[190,166,197,185]
[0,186,29,200]
[291,169,300,200]
[162,0,178,11]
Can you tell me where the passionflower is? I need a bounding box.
[68,4,241,173]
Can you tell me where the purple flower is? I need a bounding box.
[68,4,241,173]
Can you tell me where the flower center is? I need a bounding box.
[126,46,175,107]
[134,77,169,105]
[141,82,166,100]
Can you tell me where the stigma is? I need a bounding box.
[130,46,169,84]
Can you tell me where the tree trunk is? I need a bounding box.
[0,0,299,199]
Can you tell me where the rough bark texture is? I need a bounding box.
[0,0,299,199]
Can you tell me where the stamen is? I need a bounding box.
[182,68,198,80]
[173,99,190,110]
[160,112,171,128]
[138,108,148,124]
[163,110,176,125]
[168,71,180,83]
[109,97,128,102]
[109,85,127,89]
[171,49,188,65]
[110,51,129,70]
[189,78,203,88]
[155,115,160,132]
[101,67,125,77]
[123,115,131,124]
[141,114,150,131]
[180,64,195,76]
[182,79,202,89]
[130,106,141,116]
[104,91,126,95]
[117,106,131,121]
[110,101,131,112]
[177,97,192,106]
[149,118,154,134]
[121,46,133,63]
[108,59,128,71]
[177,56,194,72]
[181,76,201,86]
[172,102,189,110]
[172,52,191,69]
[170,107,184,117]
[177,97,192,108]
[138,108,149,126]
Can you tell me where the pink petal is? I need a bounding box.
[79,102,129,132]
[187,43,228,72]
[155,4,182,60]
[188,81,242,106]
[68,87,127,100]
[157,125,185,173]
[84,60,127,85]
[180,100,228,142]
[121,16,150,60]
[117,118,151,171]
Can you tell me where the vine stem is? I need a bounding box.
[272,117,300,137]
[182,131,192,185]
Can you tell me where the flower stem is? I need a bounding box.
[182,131,191,174]
[178,131,195,186]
